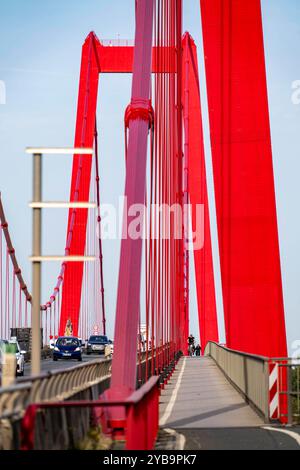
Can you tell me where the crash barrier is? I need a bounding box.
[20,376,160,451]
[0,346,180,449]
[205,342,300,425]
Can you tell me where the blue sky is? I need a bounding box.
[0,1,299,353]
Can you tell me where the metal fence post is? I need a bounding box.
[264,360,270,423]
[287,364,293,426]
[31,153,42,375]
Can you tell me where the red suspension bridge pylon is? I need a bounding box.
[0,2,288,424]
[53,0,287,399]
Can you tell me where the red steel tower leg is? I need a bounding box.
[59,33,100,336]
[110,0,155,396]
[182,33,219,351]
[200,0,287,358]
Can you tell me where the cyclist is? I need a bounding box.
[187,334,195,356]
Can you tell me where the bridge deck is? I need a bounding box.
[160,357,263,429]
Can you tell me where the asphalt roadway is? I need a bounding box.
[176,427,300,450]
[22,353,105,377]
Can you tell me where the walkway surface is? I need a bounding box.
[160,357,262,429]
[158,357,300,450]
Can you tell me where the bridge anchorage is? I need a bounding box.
[0,0,299,455]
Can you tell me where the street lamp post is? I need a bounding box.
[26,147,95,376]
[31,152,42,375]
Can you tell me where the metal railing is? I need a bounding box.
[0,359,112,419]
[269,358,300,425]
[0,345,174,421]
[0,359,112,449]
[205,342,300,425]
[1,349,159,421]
[100,39,134,47]
[20,376,160,451]
[0,346,180,449]
[205,342,269,420]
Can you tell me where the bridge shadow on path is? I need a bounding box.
[166,402,249,428]
[160,357,263,429]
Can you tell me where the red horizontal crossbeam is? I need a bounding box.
[96,44,176,73]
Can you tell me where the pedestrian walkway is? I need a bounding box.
[160,357,263,429]
[158,357,300,450]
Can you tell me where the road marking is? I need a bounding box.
[164,428,186,450]
[160,357,186,426]
[263,426,300,447]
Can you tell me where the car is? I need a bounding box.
[53,337,82,362]
[0,339,26,376]
[86,335,111,355]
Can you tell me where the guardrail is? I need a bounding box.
[2,359,111,413]
[0,346,175,421]
[0,347,180,449]
[205,342,269,420]
[20,376,160,451]
[0,359,112,449]
[205,342,300,425]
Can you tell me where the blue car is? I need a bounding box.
[53,337,82,362]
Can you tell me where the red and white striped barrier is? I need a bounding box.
[269,362,279,420]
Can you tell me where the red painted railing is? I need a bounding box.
[20,376,160,451]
